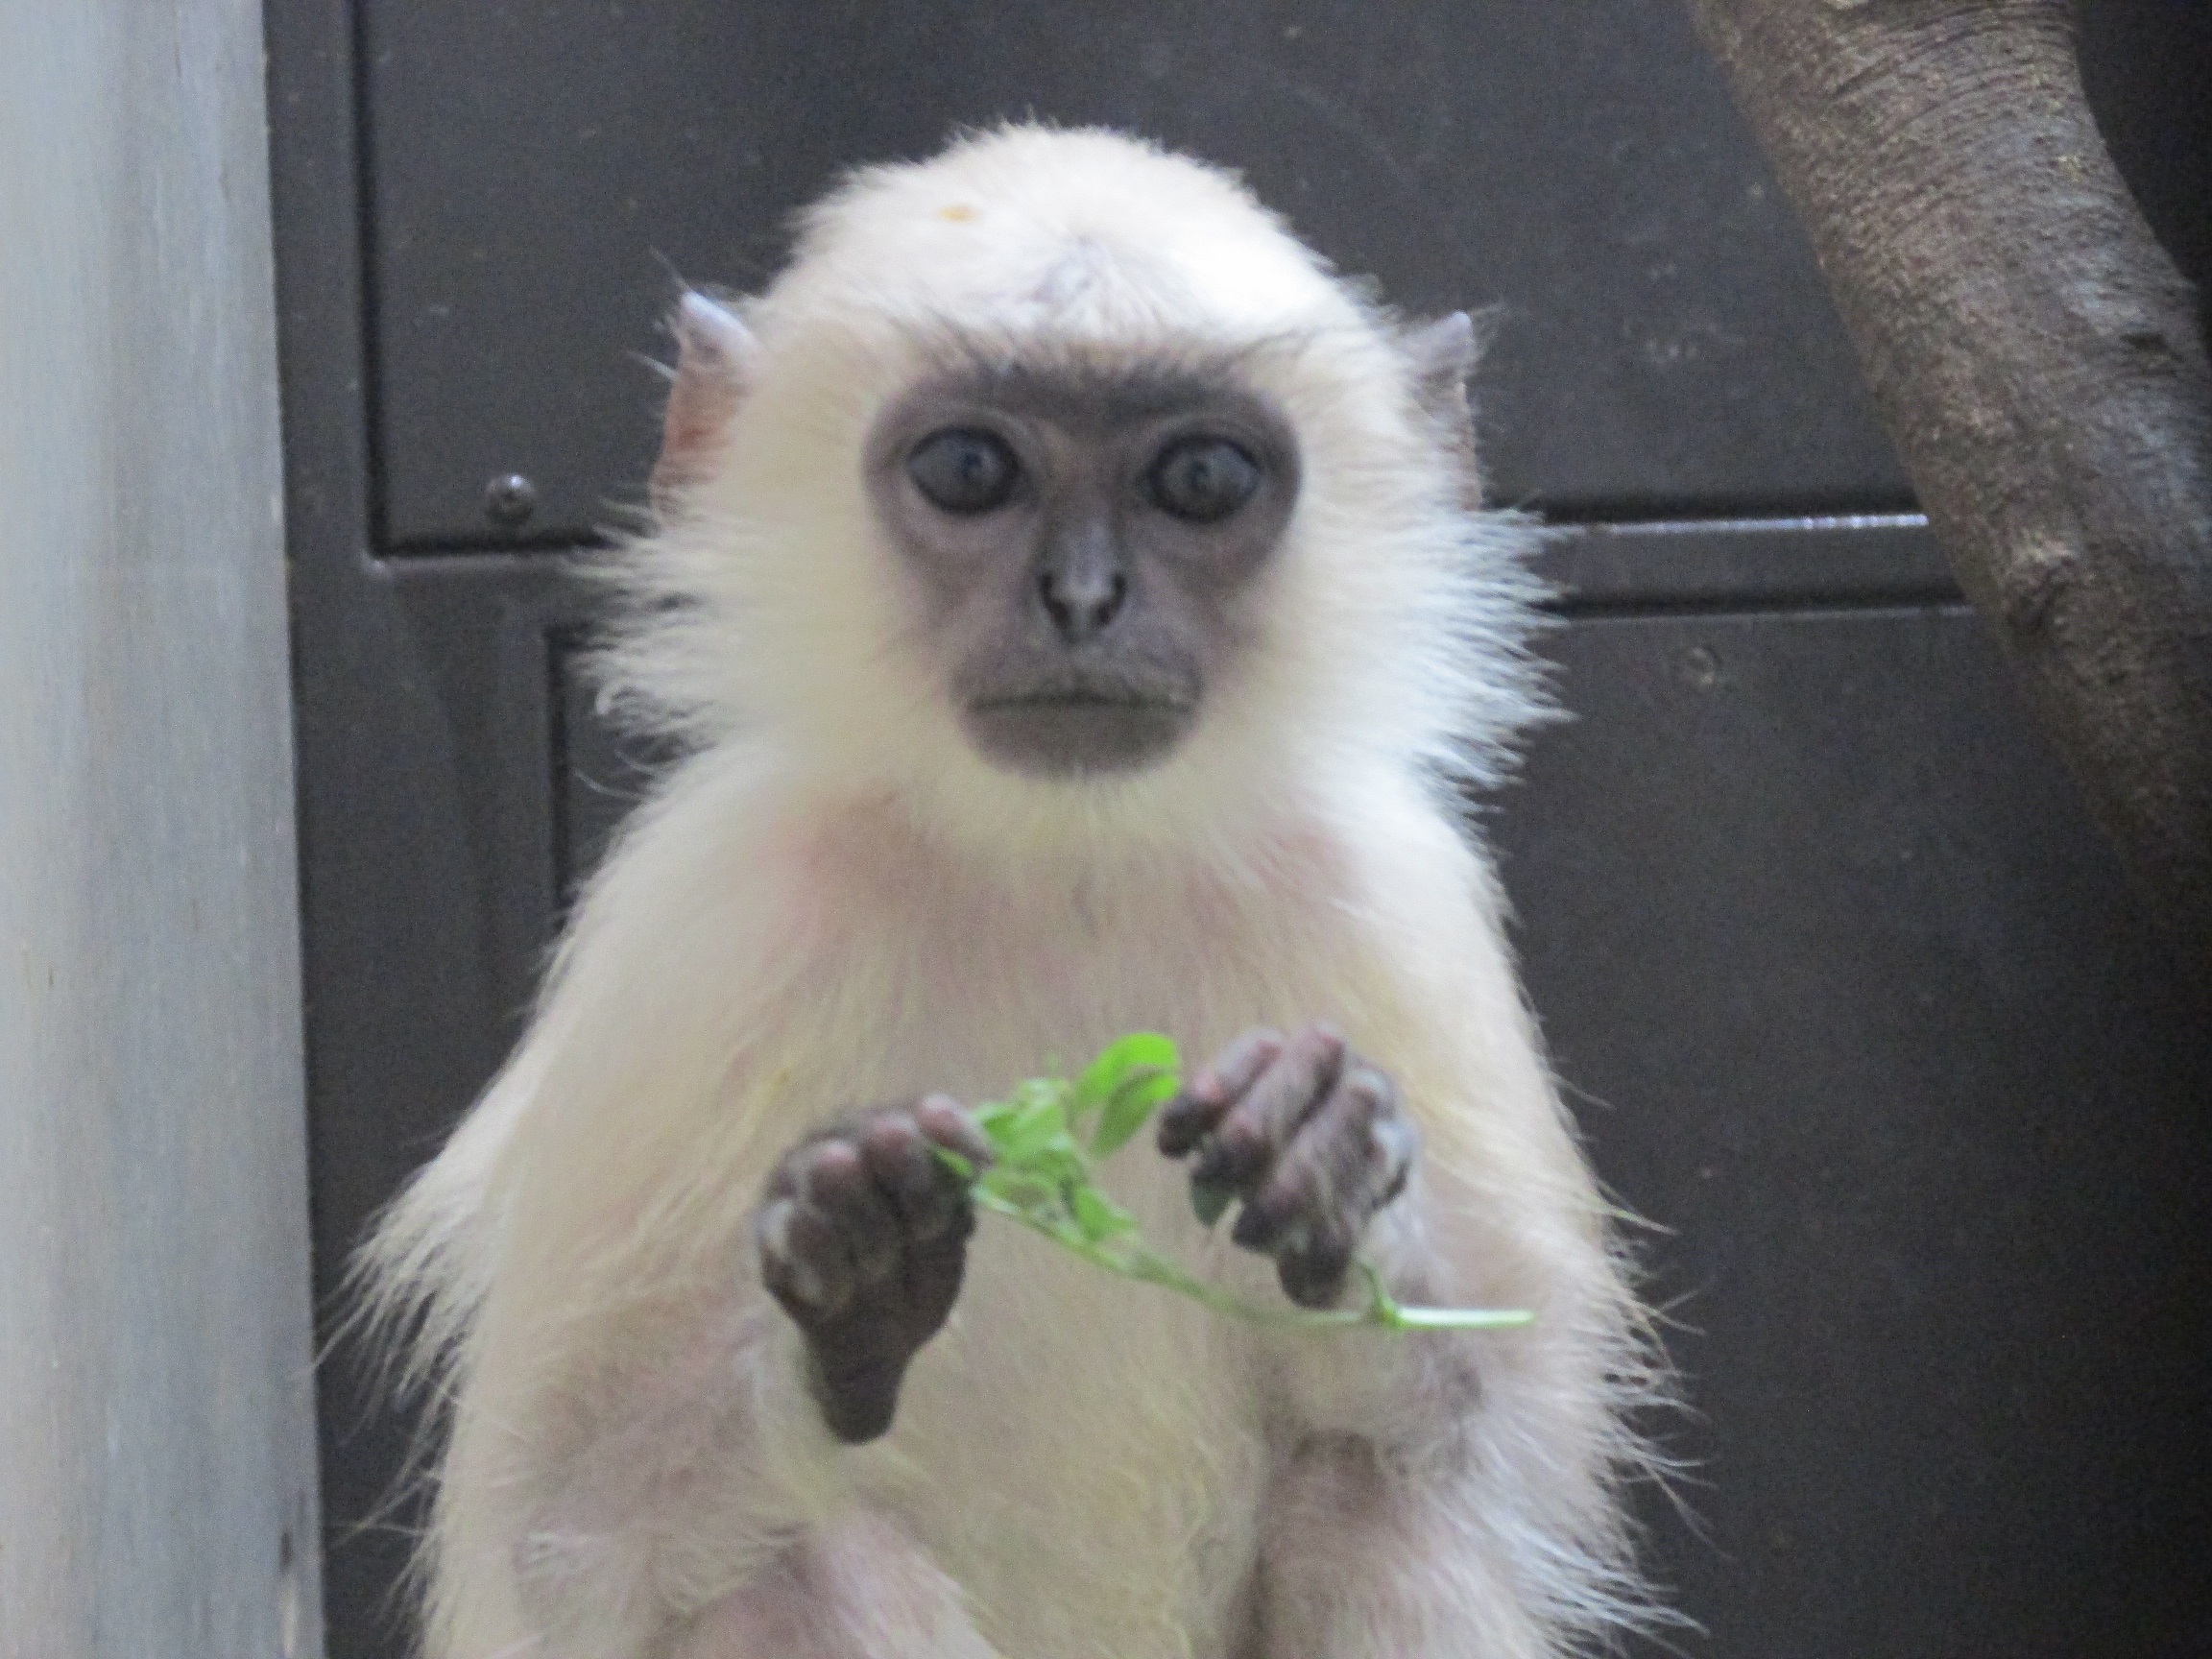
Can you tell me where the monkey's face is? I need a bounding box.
[864,359,1300,780]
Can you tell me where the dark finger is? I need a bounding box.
[1277,1220,1358,1310]
[760,1198,853,1316]
[1242,1066,1412,1253]
[1231,1063,1394,1252]
[802,1141,901,1285]
[1158,1028,1285,1156]
[766,1105,883,1200]
[755,1197,805,1303]
[1190,1024,1347,1195]
[1329,1063,1412,1214]
[912,1093,993,1168]
[1370,1111,1418,1213]
[860,1112,965,1242]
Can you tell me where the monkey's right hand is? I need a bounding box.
[755,1096,992,1445]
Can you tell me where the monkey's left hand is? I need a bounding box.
[1156,1025,1417,1309]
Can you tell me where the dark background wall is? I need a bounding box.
[265,4,2212,1655]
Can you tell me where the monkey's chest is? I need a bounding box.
[783,869,1395,1654]
[856,1166,1273,1659]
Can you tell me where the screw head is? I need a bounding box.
[485,472,538,528]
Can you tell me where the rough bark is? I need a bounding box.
[1684,0,2212,974]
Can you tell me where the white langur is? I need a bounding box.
[363,125,1661,1659]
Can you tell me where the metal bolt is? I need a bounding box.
[1681,644,1722,691]
[485,472,538,528]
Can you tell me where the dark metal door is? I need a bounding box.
[267,4,2212,1654]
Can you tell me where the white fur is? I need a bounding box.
[363,125,1660,1659]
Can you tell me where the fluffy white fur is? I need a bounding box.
[363,125,1660,1659]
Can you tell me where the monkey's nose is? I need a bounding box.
[1038,565,1129,644]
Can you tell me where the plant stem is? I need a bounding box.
[972,1190,1531,1333]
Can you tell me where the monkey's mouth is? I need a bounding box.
[962,688,1197,778]
[974,688,1194,713]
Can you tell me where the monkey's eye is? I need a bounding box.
[1147,437,1261,524]
[906,428,1021,515]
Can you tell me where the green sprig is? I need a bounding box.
[937,1035,1533,1334]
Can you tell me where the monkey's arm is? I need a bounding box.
[423,1089,1007,1659]
[423,1207,842,1656]
[1236,1088,1640,1659]
[1157,835,1648,1655]
[1247,1156,1639,1658]
[1159,1025,1630,1657]
[376,762,996,1657]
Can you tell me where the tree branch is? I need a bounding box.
[1684,0,2212,974]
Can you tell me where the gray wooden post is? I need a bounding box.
[0,4,323,1656]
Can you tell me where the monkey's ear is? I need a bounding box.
[650,291,759,516]
[1404,312,1483,499]
[1404,311,1478,422]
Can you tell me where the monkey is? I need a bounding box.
[362,124,1660,1659]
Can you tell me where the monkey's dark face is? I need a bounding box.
[865,360,1300,779]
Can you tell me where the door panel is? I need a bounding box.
[360,0,1910,550]
[268,3,2212,1654]
[1498,608,2212,1659]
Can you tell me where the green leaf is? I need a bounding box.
[1189,1176,1235,1229]
[1070,1184,1138,1242]
[950,1034,1535,1339]
[978,1168,1064,1218]
[1012,1075,1068,1111]
[1090,1068,1179,1158]
[1073,1033,1180,1118]
[989,1094,1070,1164]
[1021,1138,1090,1194]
